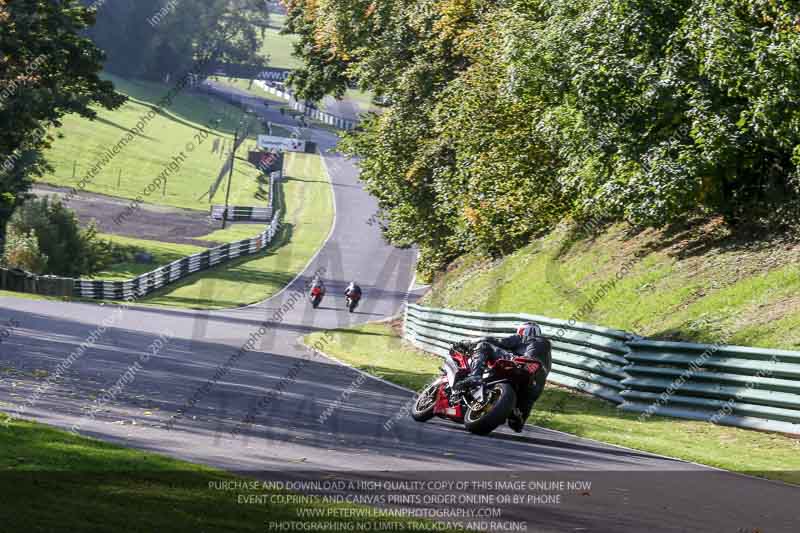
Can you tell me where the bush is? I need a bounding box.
[4,196,113,277]
[2,229,48,273]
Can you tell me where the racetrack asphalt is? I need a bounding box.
[1,90,797,532]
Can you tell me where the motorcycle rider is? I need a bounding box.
[309,275,326,297]
[344,281,362,301]
[454,322,551,432]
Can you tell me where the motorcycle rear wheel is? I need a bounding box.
[463,383,516,436]
[411,382,439,422]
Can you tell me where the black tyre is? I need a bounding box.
[463,383,516,436]
[411,381,439,422]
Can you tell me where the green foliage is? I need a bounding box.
[288,0,800,274]
[86,0,270,80]
[2,230,48,274]
[6,197,112,277]
[0,0,124,253]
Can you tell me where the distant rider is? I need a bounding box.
[310,276,326,297]
[344,281,362,301]
[454,322,551,432]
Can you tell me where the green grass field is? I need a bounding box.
[259,21,301,69]
[39,74,267,210]
[109,152,333,309]
[0,413,446,533]
[198,223,267,244]
[305,322,800,485]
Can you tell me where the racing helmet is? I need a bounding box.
[517,322,542,343]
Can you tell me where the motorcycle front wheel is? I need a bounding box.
[411,381,439,422]
[463,382,516,436]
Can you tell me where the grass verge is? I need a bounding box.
[198,223,270,244]
[423,218,800,350]
[305,322,800,485]
[0,290,57,302]
[0,413,451,532]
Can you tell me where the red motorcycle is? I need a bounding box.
[411,344,542,435]
[310,286,325,308]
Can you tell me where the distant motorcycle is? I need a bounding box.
[345,293,361,313]
[411,343,542,435]
[310,286,325,308]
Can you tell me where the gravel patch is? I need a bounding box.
[33,184,225,248]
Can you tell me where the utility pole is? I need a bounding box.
[222,126,239,229]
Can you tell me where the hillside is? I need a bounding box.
[422,217,800,350]
[38,74,264,211]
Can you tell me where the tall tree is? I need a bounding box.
[86,0,271,80]
[0,0,125,252]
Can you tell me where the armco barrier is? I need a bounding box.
[253,81,358,131]
[0,268,73,296]
[403,304,800,435]
[74,167,283,300]
[404,304,631,404]
[620,339,800,435]
[210,205,273,221]
[73,213,280,299]
[198,76,359,130]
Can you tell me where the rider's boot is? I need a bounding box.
[454,349,488,392]
[507,408,525,433]
[453,374,481,392]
